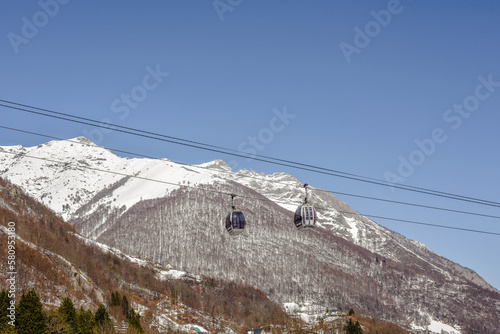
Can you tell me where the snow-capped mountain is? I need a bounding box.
[0,137,220,222]
[1,137,499,333]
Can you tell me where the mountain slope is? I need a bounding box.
[1,137,499,333]
[0,177,290,333]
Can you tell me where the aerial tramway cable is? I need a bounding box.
[0,148,499,236]
[1,99,500,209]
[2,125,499,221]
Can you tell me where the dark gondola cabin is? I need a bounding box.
[294,204,316,229]
[225,210,245,235]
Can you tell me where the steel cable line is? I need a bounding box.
[7,98,500,208]
[0,148,499,237]
[3,100,500,208]
[1,99,500,208]
[2,125,500,221]
[3,103,371,178]
[0,99,377,179]
[328,191,500,220]
[344,212,500,237]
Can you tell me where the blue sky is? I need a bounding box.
[1,1,500,290]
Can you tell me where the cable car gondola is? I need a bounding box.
[294,183,317,229]
[225,194,246,235]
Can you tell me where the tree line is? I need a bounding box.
[0,289,143,334]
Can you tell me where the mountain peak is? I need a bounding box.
[69,136,98,146]
[197,159,232,172]
[34,137,98,151]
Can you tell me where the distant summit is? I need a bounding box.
[197,159,233,172]
[73,136,97,145]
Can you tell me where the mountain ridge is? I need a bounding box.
[1,137,499,333]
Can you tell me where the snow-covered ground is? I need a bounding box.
[0,137,221,221]
[411,319,462,334]
[344,217,360,242]
[155,268,186,280]
[283,301,327,323]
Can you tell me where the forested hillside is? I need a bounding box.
[0,178,291,333]
[1,139,500,333]
[75,182,500,333]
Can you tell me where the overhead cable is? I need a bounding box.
[1,99,500,208]
[1,125,500,221]
[0,148,498,237]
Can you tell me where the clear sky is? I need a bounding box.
[1,1,500,290]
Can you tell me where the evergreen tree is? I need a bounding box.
[110,291,121,307]
[76,307,96,334]
[343,318,362,334]
[57,297,77,333]
[127,309,143,333]
[94,304,112,332]
[0,290,15,334]
[0,290,12,329]
[0,323,17,334]
[121,295,129,319]
[46,309,70,334]
[348,308,355,316]
[16,290,47,334]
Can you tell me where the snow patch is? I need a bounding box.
[427,320,462,334]
[156,269,186,280]
[411,319,462,334]
[345,217,359,242]
[198,159,232,172]
[283,301,325,323]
